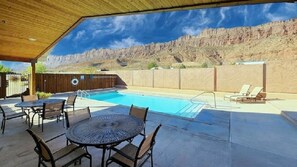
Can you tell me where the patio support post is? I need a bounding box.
[30,61,36,95]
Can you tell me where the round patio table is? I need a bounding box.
[15,99,65,127]
[66,114,144,167]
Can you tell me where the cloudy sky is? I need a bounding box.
[1,2,297,71]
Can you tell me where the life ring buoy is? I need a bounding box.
[71,78,79,86]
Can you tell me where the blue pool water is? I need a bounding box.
[89,91,204,118]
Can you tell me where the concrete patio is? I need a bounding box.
[1,89,297,167]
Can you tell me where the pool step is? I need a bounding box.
[178,103,204,118]
[281,110,297,127]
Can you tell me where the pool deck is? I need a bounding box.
[1,88,297,167]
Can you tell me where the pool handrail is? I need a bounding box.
[77,90,90,99]
[190,91,217,108]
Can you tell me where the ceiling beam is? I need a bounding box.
[0,55,32,62]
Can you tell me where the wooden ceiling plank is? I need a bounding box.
[0,36,49,46]
[81,0,112,14]
[46,0,94,16]
[1,2,76,27]
[0,30,53,44]
[101,0,129,13]
[72,0,110,16]
[0,10,68,32]
[139,0,155,9]
[0,21,62,40]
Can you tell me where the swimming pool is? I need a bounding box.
[88,91,204,118]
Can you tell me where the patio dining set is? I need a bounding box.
[0,94,162,167]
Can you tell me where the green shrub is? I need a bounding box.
[178,64,186,69]
[200,62,208,68]
[147,62,158,69]
[37,92,52,99]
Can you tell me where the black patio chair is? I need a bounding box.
[0,105,29,134]
[27,129,92,167]
[107,124,162,167]
[65,94,77,111]
[40,100,65,132]
[129,104,149,136]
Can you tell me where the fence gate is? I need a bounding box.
[6,74,28,97]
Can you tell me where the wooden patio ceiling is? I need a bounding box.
[0,0,295,63]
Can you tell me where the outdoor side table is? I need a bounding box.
[15,99,65,127]
[66,114,144,167]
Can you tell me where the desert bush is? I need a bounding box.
[200,62,208,68]
[37,92,52,99]
[178,64,186,69]
[147,62,158,69]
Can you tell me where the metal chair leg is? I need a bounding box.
[42,119,44,132]
[1,119,5,134]
[151,149,154,167]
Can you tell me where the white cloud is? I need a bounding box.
[64,33,72,40]
[112,15,145,33]
[263,4,272,13]
[182,26,201,35]
[217,7,230,26]
[283,3,297,13]
[262,3,292,22]
[74,30,86,41]
[92,30,102,38]
[197,10,211,26]
[266,13,288,22]
[181,9,211,35]
[109,37,143,49]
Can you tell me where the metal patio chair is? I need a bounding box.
[27,129,92,167]
[106,124,162,167]
[65,94,77,111]
[40,100,65,132]
[0,105,29,134]
[129,104,149,136]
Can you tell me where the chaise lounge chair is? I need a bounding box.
[224,84,251,100]
[230,86,263,102]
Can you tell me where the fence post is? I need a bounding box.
[214,67,217,91]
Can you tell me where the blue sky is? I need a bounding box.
[1,2,297,71]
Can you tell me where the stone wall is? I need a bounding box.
[180,68,215,91]
[266,61,297,93]
[216,64,264,92]
[154,69,180,89]
[104,62,297,94]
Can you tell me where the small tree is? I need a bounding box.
[147,62,158,69]
[25,62,47,74]
[0,64,12,72]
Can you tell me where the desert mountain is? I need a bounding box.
[45,18,297,71]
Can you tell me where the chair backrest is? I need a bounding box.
[0,106,6,118]
[26,129,54,164]
[22,95,39,102]
[66,94,77,106]
[239,84,251,95]
[136,124,162,159]
[129,105,149,123]
[65,107,91,128]
[249,87,263,97]
[42,101,65,119]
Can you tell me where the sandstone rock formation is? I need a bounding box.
[46,18,297,71]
